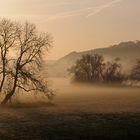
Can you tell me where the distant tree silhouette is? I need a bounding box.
[103,58,124,83]
[0,19,53,104]
[130,60,140,80]
[69,54,124,84]
[68,54,105,82]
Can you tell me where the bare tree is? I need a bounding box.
[103,58,124,83]
[0,19,18,92]
[0,19,53,104]
[130,60,140,80]
[68,54,104,82]
[69,54,124,84]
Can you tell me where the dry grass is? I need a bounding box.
[0,106,140,140]
[0,78,140,139]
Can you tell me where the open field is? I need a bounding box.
[0,78,140,140]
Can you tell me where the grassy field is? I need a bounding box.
[0,78,140,140]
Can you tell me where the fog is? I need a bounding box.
[1,77,139,114]
[45,77,140,113]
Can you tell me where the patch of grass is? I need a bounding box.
[0,101,56,109]
[0,107,140,140]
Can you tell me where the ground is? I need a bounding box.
[0,78,140,140]
[0,107,140,140]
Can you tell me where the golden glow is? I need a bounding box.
[0,0,140,59]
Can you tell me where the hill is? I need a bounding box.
[47,41,140,77]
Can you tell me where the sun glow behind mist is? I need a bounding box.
[0,0,140,59]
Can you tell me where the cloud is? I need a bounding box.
[87,0,122,17]
[0,0,122,22]
[45,0,122,21]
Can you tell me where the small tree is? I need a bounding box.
[69,54,124,84]
[68,54,105,82]
[103,58,124,83]
[0,19,53,104]
[130,60,140,80]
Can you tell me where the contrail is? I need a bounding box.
[46,0,122,21]
[7,0,122,22]
[87,0,122,17]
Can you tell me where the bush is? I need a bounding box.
[69,54,124,84]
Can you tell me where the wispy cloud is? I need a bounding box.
[87,0,122,17]
[45,0,122,21]
[0,0,122,22]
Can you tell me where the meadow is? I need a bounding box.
[0,78,140,140]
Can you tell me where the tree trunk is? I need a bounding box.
[0,73,5,92]
[0,58,6,92]
[1,90,14,105]
[1,62,19,105]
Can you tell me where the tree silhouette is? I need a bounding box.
[69,54,105,82]
[130,60,140,80]
[69,54,124,84]
[0,19,53,104]
[0,19,19,92]
[103,58,124,83]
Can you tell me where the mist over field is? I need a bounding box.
[0,0,140,139]
[7,77,139,113]
[47,77,140,113]
[0,77,140,139]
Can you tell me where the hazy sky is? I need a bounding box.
[0,0,140,59]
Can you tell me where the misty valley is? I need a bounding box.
[0,21,140,139]
[0,0,140,139]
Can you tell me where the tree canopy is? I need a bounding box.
[69,54,124,84]
[0,19,53,104]
[130,60,140,80]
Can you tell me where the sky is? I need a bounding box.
[0,0,140,59]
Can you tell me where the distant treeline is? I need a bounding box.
[68,54,140,84]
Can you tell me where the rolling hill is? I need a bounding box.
[47,41,140,77]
